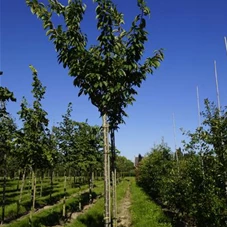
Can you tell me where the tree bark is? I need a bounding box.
[110,129,117,227]
[29,169,36,223]
[50,169,53,199]
[17,168,26,216]
[1,153,7,225]
[62,170,67,218]
[103,114,111,227]
[40,171,44,197]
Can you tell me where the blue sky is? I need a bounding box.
[1,0,227,161]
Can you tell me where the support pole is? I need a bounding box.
[110,128,117,227]
[103,114,111,227]
[214,60,221,112]
[172,113,179,172]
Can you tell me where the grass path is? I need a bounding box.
[130,178,172,227]
[117,181,131,227]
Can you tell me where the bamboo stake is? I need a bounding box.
[196,86,201,127]
[214,60,221,112]
[172,113,179,172]
[224,37,227,55]
[196,86,205,178]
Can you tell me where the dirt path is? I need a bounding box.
[117,184,132,227]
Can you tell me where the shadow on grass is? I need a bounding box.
[77,213,104,227]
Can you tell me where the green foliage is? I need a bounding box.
[116,156,135,176]
[26,0,164,127]
[0,87,16,117]
[136,101,227,226]
[53,103,103,172]
[16,66,51,170]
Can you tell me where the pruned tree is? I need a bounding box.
[26,1,164,225]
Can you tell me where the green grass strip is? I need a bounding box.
[66,178,130,227]
[4,181,103,226]
[130,178,172,227]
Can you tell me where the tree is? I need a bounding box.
[26,1,164,225]
[116,156,134,177]
[17,66,51,222]
[0,83,17,224]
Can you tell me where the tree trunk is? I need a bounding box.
[29,169,36,223]
[103,114,111,227]
[68,168,71,187]
[1,154,7,225]
[89,167,94,204]
[110,129,117,227]
[17,169,21,191]
[50,169,53,199]
[17,168,26,216]
[62,170,67,218]
[40,171,44,197]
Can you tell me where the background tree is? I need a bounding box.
[17,66,52,222]
[0,96,17,225]
[137,100,227,226]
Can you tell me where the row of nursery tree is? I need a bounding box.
[136,99,227,227]
[0,67,134,224]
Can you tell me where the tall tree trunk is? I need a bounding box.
[103,114,111,227]
[110,129,117,227]
[40,172,43,198]
[68,168,71,187]
[62,170,67,218]
[50,169,53,199]
[17,168,26,216]
[89,166,94,204]
[17,169,21,191]
[1,153,7,225]
[29,169,36,223]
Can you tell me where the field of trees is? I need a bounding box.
[1,0,226,226]
[136,100,227,227]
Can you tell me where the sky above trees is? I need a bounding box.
[1,0,227,161]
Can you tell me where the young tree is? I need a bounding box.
[17,66,51,222]
[26,1,164,225]
[0,77,17,224]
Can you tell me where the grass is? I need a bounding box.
[1,179,102,223]
[130,178,172,227]
[66,178,129,227]
[5,181,103,227]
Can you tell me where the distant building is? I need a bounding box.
[134,154,143,167]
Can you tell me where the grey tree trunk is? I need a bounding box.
[1,154,7,225]
[50,169,53,199]
[110,129,117,227]
[17,168,26,216]
[29,170,36,223]
[103,114,111,227]
[40,172,44,197]
[62,170,67,218]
